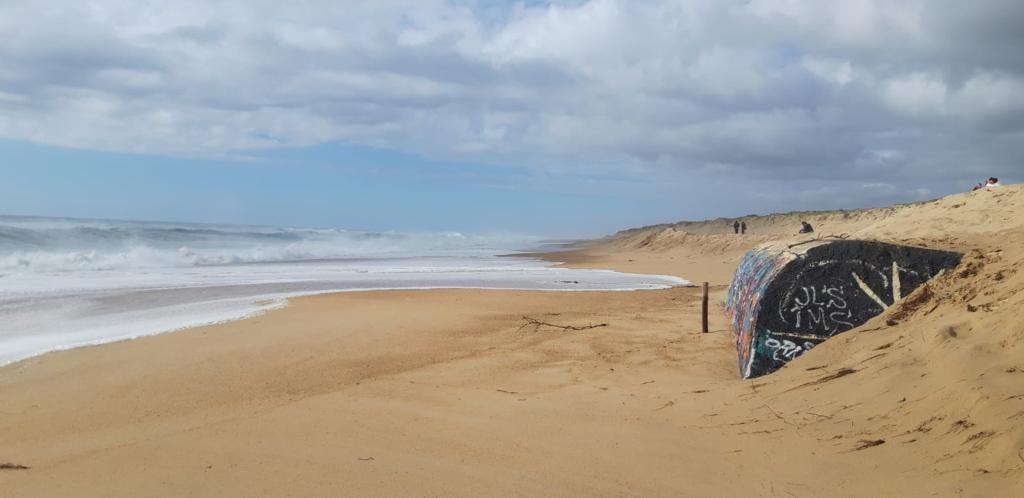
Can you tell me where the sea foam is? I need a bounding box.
[0,216,688,365]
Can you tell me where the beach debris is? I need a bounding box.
[963,430,995,447]
[853,439,886,451]
[496,389,520,395]
[784,368,858,393]
[357,457,375,462]
[517,316,608,333]
[0,462,30,470]
[813,367,858,383]
[948,419,975,433]
[912,417,942,434]
[763,404,797,427]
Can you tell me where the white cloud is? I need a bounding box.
[883,72,948,116]
[0,0,1020,190]
[881,70,1024,125]
[802,57,854,86]
[949,72,1024,123]
[862,182,896,191]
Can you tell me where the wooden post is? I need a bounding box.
[701,282,709,333]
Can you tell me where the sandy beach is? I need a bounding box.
[3,185,1024,497]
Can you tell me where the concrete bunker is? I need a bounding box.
[724,239,962,379]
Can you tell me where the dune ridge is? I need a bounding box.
[553,184,1024,494]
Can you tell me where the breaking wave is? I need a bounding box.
[0,216,529,273]
[0,215,688,366]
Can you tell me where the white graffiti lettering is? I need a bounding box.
[764,338,817,361]
[783,285,854,334]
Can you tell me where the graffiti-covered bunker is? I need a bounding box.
[724,240,961,379]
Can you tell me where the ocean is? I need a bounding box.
[0,215,686,365]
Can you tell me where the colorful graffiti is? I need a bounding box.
[723,247,797,379]
[725,240,961,379]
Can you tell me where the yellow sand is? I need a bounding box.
[2,185,1022,496]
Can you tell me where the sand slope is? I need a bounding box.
[2,186,1022,496]
[555,185,1024,494]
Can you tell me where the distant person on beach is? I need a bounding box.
[974,177,1001,190]
[741,221,747,234]
[799,221,814,234]
[733,221,739,234]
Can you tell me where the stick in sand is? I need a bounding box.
[701,282,709,333]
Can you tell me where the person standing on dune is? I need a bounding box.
[733,220,740,234]
[741,221,747,234]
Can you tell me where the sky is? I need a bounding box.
[1,0,1022,236]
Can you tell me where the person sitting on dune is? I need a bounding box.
[799,221,814,234]
[985,177,1002,188]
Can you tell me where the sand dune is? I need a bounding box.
[551,185,1024,495]
[2,186,1022,496]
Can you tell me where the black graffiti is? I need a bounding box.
[736,240,963,379]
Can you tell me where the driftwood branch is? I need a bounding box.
[0,462,30,470]
[853,439,886,451]
[517,316,609,333]
[763,404,798,427]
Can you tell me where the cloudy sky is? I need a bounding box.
[1,0,1021,235]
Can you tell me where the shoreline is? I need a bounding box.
[0,285,684,370]
[0,254,686,369]
[2,186,1022,496]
